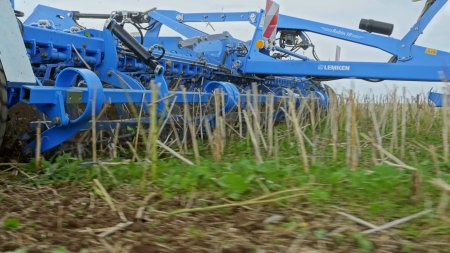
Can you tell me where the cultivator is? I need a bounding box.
[0,0,449,154]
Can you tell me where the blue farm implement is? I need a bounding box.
[429,90,450,107]
[0,0,448,154]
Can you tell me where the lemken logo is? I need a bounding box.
[318,65,351,71]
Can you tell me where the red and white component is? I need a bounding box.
[262,0,280,42]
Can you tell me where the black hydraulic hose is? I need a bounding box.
[106,20,158,70]
[130,22,144,45]
[150,45,166,61]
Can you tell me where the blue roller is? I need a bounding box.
[26,68,104,151]
[204,81,240,113]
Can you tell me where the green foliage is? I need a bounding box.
[187,226,205,240]
[401,242,414,252]
[3,218,21,230]
[310,188,331,202]
[17,148,444,223]
[50,247,69,253]
[332,233,345,245]
[353,233,374,252]
[218,172,251,200]
[313,229,328,240]
[24,154,87,184]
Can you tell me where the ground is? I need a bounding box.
[1,158,449,253]
[0,95,449,253]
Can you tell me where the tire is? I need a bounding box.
[0,63,9,149]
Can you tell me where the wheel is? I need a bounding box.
[0,62,9,149]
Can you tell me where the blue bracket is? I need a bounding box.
[24,68,104,152]
[154,67,170,114]
[429,90,449,107]
[97,29,145,90]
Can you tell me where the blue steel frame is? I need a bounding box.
[144,1,450,81]
[242,0,450,81]
[3,0,449,151]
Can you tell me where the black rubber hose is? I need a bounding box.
[130,22,144,45]
[150,45,165,61]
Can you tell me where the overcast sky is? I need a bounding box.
[14,0,450,97]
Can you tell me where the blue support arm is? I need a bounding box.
[399,0,448,60]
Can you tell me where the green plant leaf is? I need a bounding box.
[219,173,251,199]
[3,218,21,230]
[51,247,69,253]
[354,234,374,252]
[314,229,328,240]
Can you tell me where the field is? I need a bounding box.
[0,90,449,253]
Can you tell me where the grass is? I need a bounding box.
[19,151,448,221]
[3,218,21,231]
[1,90,450,252]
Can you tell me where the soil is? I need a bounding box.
[1,181,449,253]
[0,103,40,162]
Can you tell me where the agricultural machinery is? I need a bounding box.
[0,0,449,154]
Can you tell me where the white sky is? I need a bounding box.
[14,0,450,97]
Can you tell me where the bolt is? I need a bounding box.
[249,13,257,23]
[176,14,183,22]
[52,117,61,125]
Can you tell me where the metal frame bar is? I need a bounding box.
[155,11,259,24]
[20,86,300,106]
